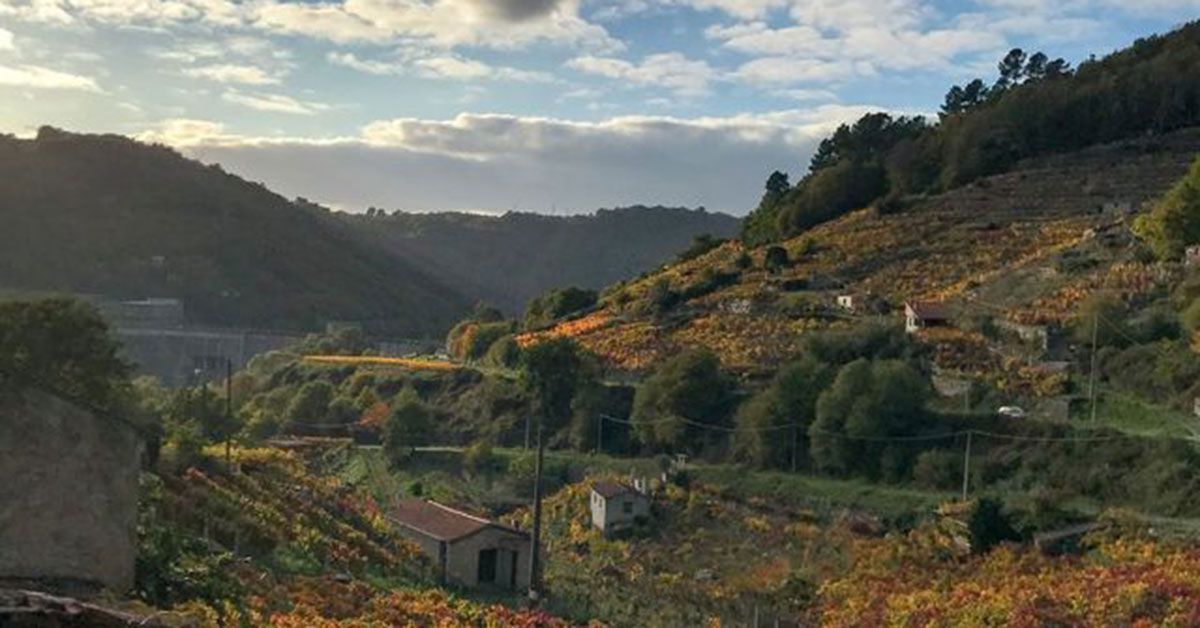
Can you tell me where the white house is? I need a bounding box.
[1185,245,1200,268]
[904,301,951,334]
[836,294,859,312]
[590,480,651,537]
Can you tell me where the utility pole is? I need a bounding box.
[790,423,798,473]
[1088,313,1099,423]
[961,431,972,501]
[528,421,545,604]
[225,358,233,471]
[524,414,531,451]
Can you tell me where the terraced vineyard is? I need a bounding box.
[523,130,1200,379]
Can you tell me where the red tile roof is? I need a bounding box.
[392,499,525,542]
[906,300,950,321]
[591,481,636,499]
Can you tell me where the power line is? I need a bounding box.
[599,414,1137,443]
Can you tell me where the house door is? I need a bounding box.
[478,548,498,584]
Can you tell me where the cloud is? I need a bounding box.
[0,63,100,91]
[183,64,281,85]
[250,0,619,50]
[329,51,556,82]
[135,105,896,214]
[3,0,619,51]
[221,90,330,115]
[568,52,718,95]
[701,1,1008,87]
[456,0,566,22]
[0,28,14,52]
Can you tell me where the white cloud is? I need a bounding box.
[134,105,897,214]
[701,0,1010,87]
[0,63,100,91]
[0,28,14,52]
[3,0,620,51]
[221,90,329,115]
[183,64,281,85]
[329,51,556,82]
[568,52,718,95]
[733,57,856,85]
[777,88,837,101]
[328,52,405,76]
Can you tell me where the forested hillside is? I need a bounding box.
[0,128,472,336]
[744,21,1200,244]
[339,206,739,314]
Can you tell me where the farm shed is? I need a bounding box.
[392,499,530,591]
[590,480,651,537]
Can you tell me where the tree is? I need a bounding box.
[645,278,679,315]
[383,387,433,465]
[764,246,790,273]
[809,359,929,480]
[742,171,792,245]
[285,380,333,433]
[523,287,599,330]
[1133,158,1200,259]
[1024,52,1048,81]
[632,349,735,454]
[520,338,590,435]
[0,298,131,412]
[734,356,835,470]
[1071,295,1130,349]
[942,79,993,115]
[676,233,727,263]
[995,48,1028,90]
[765,170,790,195]
[166,386,237,445]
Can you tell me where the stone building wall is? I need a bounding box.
[0,389,142,593]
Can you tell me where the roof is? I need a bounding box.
[392,499,526,542]
[591,481,639,499]
[905,300,950,321]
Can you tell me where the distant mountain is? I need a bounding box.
[339,206,740,314]
[0,128,472,337]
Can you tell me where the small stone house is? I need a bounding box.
[391,499,530,591]
[904,301,951,334]
[0,388,143,594]
[590,480,651,537]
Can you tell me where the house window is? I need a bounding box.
[622,500,633,515]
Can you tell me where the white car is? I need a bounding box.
[997,406,1027,419]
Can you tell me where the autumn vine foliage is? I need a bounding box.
[815,519,1200,626]
[143,447,569,626]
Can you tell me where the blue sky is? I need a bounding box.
[0,1,1196,214]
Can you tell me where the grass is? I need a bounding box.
[1085,386,1200,439]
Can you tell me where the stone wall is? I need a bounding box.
[0,389,142,593]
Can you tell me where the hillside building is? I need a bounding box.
[590,480,651,537]
[1186,245,1200,268]
[836,294,860,312]
[904,301,951,333]
[391,499,530,591]
[0,388,143,594]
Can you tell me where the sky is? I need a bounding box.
[0,1,1196,215]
